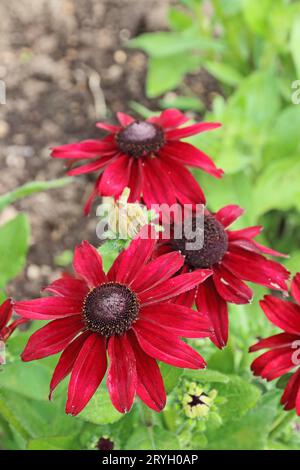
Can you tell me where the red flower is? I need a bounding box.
[14,230,213,415]
[250,273,300,416]
[0,298,26,343]
[51,109,222,214]
[156,204,290,349]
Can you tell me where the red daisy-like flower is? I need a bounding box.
[51,109,222,214]
[250,273,300,416]
[14,230,213,415]
[156,204,290,349]
[0,298,26,345]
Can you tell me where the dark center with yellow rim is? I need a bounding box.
[171,215,228,269]
[83,282,139,337]
[116,121,164,157]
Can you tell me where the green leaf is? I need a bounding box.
[253,156,300,216]
[206,392,278,450]
[184,369,230,384]
[290,16,300,77]
[125,426,180,450]
[208,345,235,375]
[215,375,261,424]
[79,383,123,425]
[0,214,30,287]
[0,178,73,213]
[159,363,183,393]
[146,55,201,97]
[27,436,77,450]
[204,61,243,86]
[242,0,273,36]
[168,7,193,31]
[0,360,52,401]
[129,32,223,58]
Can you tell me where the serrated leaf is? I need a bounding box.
[215,375,261,423]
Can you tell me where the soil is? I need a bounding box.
[0,0,219,299]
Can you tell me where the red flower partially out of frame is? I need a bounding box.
[0,298,26,355]
[51,109,222,214]
[250,274,300,416]
[156,204,290,349]
[14,229,213,415]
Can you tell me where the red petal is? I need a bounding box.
[222,245,289,292]
[67,156,114,176]
[196,278,228,349]
[0,298,13,331]
[43,277,88,300]
[228,226,262,240]
[161,141,223,178]
[174,286,197,308]
[99,155,132,197]
[96,122,120,133]
[160,158,205,205]
[21,315,84,361]
[14,297,83,320]
[51,139,116,159]
[229,237,288,259]
[73,240,107,288]
[130,251,184,294]
[127,159,143,202]
[117,112,135,127]
[139,269,212,306]
[107,334,137,413]
[134,320,206,369]
[142,158,177,208]
[291,273,300,305]
[260,296,300,335]
[66,333,107,416]
[115,227,157,285]
[149,108,189,129]
[281,369,300,412]
[165,122,221,140]
[140,303,212,338]
[249,332,299,352]
[213,265,253,304]
[83,177,101,216]
[49,331,91,399]
[128,332,166,412]
[215,205,244,228]
[251,347,295,381]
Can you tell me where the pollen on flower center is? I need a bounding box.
[172,215,228,269]
[116,121,164,157]
[83,282,139,337]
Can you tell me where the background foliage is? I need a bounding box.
[1,0,300,450]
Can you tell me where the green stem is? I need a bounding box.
[0,177,74,213]
[138,402,156,449]
[269,411,294,440]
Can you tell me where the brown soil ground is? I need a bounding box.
[0,0,218,299]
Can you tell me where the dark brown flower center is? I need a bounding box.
[96,437,114,451]
[116,121,164,157]
[171,215,228,269]
[188,393,208,408]
[83,282,139,337]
